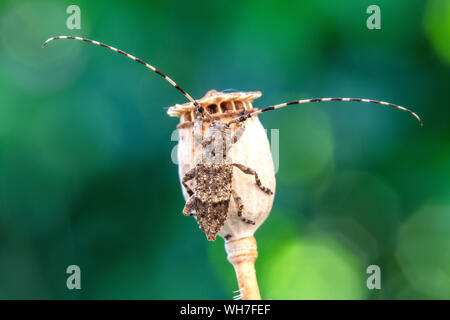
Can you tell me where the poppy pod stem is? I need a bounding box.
[225,236,261,300]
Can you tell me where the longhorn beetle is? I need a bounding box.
[43,36,422,241]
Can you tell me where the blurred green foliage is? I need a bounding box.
[0,0,449,299]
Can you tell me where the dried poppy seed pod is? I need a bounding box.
[168,90,276,299]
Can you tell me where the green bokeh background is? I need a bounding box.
[0,0,449,299]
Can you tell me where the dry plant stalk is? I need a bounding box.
[225,236,260,300]
[168,90,276,300]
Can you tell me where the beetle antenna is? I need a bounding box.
[227,97,422,126]
[42,36,212,120]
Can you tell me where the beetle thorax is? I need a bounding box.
[202,122,233,164]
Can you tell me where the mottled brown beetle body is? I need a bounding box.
[181,119,272,241]
[193,163,233,240]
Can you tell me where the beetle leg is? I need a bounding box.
[181,168,195,196]
[232,122,246,144]
[231,189,255,225]
[232,163,273,195]
[182,195,197,216]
